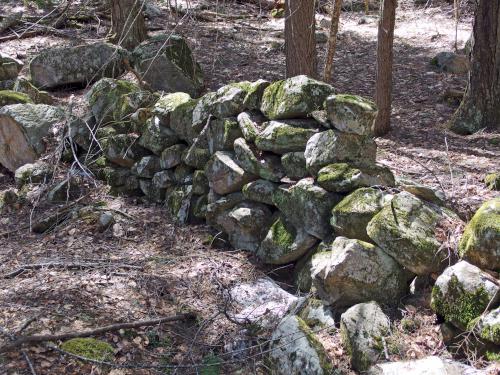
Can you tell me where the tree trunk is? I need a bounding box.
[110,0,147,50]
[285,0,317,78]
[449,1,500,135]
[373,0,397,136]
[323,0,343,82]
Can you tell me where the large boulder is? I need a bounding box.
[340,302,390,372]
[367,356,486,375]
[431,261,500,330]
[255,119,320,155]
[270,315,333,375]
[132,34,203,96]
[331,187,393,242]
[0,53,23,82]
[234,137,285,182]
[325,94,378,136]
[260,75,334,119]
[0,104,64,171]
[257,216,318,264]
[30,43,128,89]
[272,179,341,239]
[458,198,499,271]
[305,130,377,175]
[367,192,460,275]
[205,151,257,195]
[312,237,408,308]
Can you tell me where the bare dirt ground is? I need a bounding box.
[0,0,499,374]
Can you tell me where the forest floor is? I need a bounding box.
[0,0,499,374]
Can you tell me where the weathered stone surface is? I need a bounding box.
[431,261,500,330]
[47,178,81,202]
[205,192,245,227]
[0,104,64,172]
[192,170,209,195]
[270,315,333,375]
[14,161,52,187]
[138,117,179,155]
[485,173,500,191]
[242,79,270,110]
[260,75,335,119]
[317,163,395,193]
[331,188,393,242]
[207,118,242,153]
[312,237,408,308]
[216,202,273,252]
[205,151,257,195]
[340,302,390,372]
[234,137,285,182]
[152,170,175,189]
[431,52,469,74]
[255,119,320,155]
[0,90,32,107]
[367,192,460,275]
[367,356,485,375]
[257,215,318,264]
[474,307,500,346]
[325,94,377,136]
[99,166,137,188]
[305,130,377,175]
[182,145,210,169]
[102,134,149,168]
[458,198,500,271]
[132,156,161,178]
[272,179,341,239]
[237,110,267,142]
[166,185,194,224]
[160,144,187,169]
[30,43,128,89]
[173,163,194,185]
[13,77,53,105]
[139,179,165,203]
[132,34,203,96]
[298,299,336,329]
[242,179,278,206]
[191,194,208,220]
[0,53,23,81]
[397,177,446,205]
[281,152,308,180]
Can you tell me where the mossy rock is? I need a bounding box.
[192,170,209,195]
[485,173,500,191]
[236,110,267,142]
[207,117,242,153]
[13,77,53,104]
[138,117,179,155]
[325,94,377,136]
[0,52,22,81]
[281,152,308,180]
[458,198,499,272]
[0,188,18,211]
[166,185,194,224]
[234,137,285,182]
[102,133,150,168]
[60,338,114,361]
[242,179,278,206]
[0,90,32,107]
[14,161,52,187]
[472,307,500,345]
[183,145,211,169]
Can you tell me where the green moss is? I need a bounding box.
[485,173,500,190]
[60,338,114,361]
[297,317,334,373]
[332,94,376,111]
[270,218,295,247]
[485,351,500,361]
[0,90,32,106]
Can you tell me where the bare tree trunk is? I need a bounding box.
[449,0,500,135]
[373,0,397,136]
[365,0,369,14]
[323,0,343,82]
[110,0,147,50]
[285,0,317,78]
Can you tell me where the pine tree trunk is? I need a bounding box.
[449,1,500,135]
[373,0,397,136]
[323,0,343,82]
[110,0,147,50]
[285,0,317,78]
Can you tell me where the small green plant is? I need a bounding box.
[60,338,114,361]
[200,353,222,375]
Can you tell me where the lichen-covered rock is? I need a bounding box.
[237,110,267,142]
[192,170,209,195]
[234,137,285,182]
[317,163,395,193]
[242,79,270,110]
[14,161,52,186]
[255,119,320,154]
[397,177,446,205]
[0,90,32,107]
[132,34,203,96]
[173,163,194,185]
[325,94,377,136]
[485,173,500,191]
[298,299,336,329]
[182,145,210,169]
[13,77,53,104]
[258,216,318,264]
[205,192,245,227]
[0,53,23,81]
[207,118,242,153]
[305,130,377,175]
[331,188,393,242]
[99,166,137,188]
[367,356,485,375]
[30,43,128,89]
[102,133,149,168]
[0,188,18,211]
[431,261,500,330]
[281,152,308,180]
[367,192,460,275]
[205,151,257,195]
[260,75,335,119]
[270,315,333,375]
[459,198,500,271]
[152,170,175,189]
[139,179,165,203]
[132,156,161,178]
[215,202,273,252]
[431,52,469,74]
[0,104,64,171]
[166,185,194,224]
[47,178,81,202]
[272,179,341,239]
[312,237,408,308]
[340,302,390,372]
[242,179,278,205]
[160,144,187,169]
[473,307,500,346]
[295,242,332,293]
[138,117,179,155]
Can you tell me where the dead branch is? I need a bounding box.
[0,313,195,354]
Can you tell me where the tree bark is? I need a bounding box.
[323,0,343,82]
[285,0,317,78]
[449,1,500,135]
[374,0,397,136]
[110,0,147,50]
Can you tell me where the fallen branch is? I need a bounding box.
[0,313,195,354]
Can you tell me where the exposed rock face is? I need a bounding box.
[30,43,128,89]
[340,302,390,372]
[312,237,408,307]
[205,151,257,195]
[458,198,500,272]
[255,119,319,154]
[260,75,335,119]
[367,356,486,375]
[325,94,378,136]
[431,261,500,330]
[0,104,64,171]
[132,34,203,96]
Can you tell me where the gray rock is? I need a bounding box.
[182,145,210,169]
[474,307,500,345]
[281,152,308,180]
[102,133,150,168]
[242,79,270,110]
[13,77,53,105]
[397,177,446,204]
[207,118,242,153]
[30,43,128,89]
[160,144,187,169]
[242,179,278,206]
[298,299,335,329]
[173,163,194,185]
[367,356,486,375]
[14,161,52,187]
[0,188,18,211]
[234,137,285,182]
[340,301,390,372]
[166,185,194,224]
[192,170,209,195]
[312,237,408,308]
[132,156,161,178]
[152,170,175,189]
[97,212,115,232]
[205,151,257,195]
[431,52,469,74]
[47,178,81,202]
[325,94,378,136]
[0,53,23,81]
[138,117,179,155]
[205,192,245,228]
[237,110,267,142]
[139,179,165,203]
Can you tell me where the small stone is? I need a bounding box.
[431,52,469,74]
[98,212,115,232]
[397,177,446,204]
